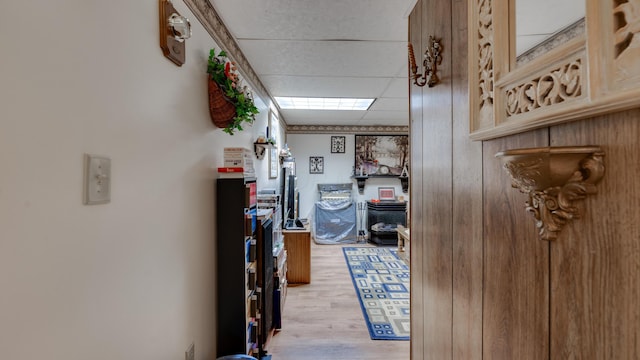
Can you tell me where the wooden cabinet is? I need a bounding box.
[282,225,311,284]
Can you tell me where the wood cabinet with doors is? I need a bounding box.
[282,225,311,284]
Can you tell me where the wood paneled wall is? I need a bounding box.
[450,0,483,359]
[408,3,425,358]
[409,0,454,357]
[549,115,640,359]
[482,130,550,360]
[409,0,483,358]
[409,1,640,359]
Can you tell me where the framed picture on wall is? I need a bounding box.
[268,110,280,179]
[331,136,346,153]
[309,156,324,174]
[269,147,278,178]
[354,134,409,176]
[378,187,396,201]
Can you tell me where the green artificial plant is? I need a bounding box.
[207,48,259,135]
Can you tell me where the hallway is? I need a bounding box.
[268,242,409,360]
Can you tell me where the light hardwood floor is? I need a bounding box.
[267,241,410,360]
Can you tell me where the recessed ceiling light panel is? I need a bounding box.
[275,97,375,111]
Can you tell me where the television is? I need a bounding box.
[281,172,296,219]
[287,174,296,219]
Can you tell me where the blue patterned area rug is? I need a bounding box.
[342,246,410,340]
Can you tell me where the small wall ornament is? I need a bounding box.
[408,35,443,87]
[159,0,192,66]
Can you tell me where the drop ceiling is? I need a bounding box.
[209,0,417,127]
[206,1,584,129]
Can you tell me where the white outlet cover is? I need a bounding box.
[84,154,111,205]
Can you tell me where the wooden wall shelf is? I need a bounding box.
[351,175,410,194]
[495,146,605,241]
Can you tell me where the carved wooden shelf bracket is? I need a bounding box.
[495,146,605,241]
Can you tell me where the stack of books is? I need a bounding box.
[218,147,256,178]
[256,194,280,210]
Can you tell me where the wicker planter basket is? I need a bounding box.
[208,77,237,128]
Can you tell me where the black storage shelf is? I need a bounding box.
[216,177,258,358]
[216,177,274,359]
[366,201,407,245]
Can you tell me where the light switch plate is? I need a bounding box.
[84,154,111,205]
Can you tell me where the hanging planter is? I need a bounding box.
[207,48,259,135]
[207,77,237,128]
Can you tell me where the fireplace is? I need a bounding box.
[367,201,407,245]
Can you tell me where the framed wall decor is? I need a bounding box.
[268,110,280,179]
[378,187,396,201]
[309,156,324,174]
[269,147,278,178]
[354,134,409,176]
[331,136,346,153]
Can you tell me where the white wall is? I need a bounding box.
[0,1,282,359]
[286,134,407,221]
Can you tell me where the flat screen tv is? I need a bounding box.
[286,174,296,220]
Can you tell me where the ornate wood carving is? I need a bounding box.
[469,0,640,140]
[477,0,494,123]
[505,58,583,117]
[613,0,640,81]
[496,146,605,241]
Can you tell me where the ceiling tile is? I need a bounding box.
[238,40,407,77]
[360,109,408,124]
[382,78,410,98]
[260,75,391,98]
[280,109,366,124]
[208,0,416,128]
[369,98,408,111]
[212,0,414,41]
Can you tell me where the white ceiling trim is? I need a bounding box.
[183,0,270,102]
[286,125,408,135]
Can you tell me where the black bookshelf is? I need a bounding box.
[216,177,259,357]
[256,217,274,350]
